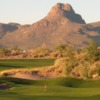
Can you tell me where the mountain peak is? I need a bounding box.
[48,3,75,16]
[55,3,75,12]
[1,3,99,50]
[48,3,85,24]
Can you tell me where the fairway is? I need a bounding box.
[0,59,100,100]
[1,77,100,100]
[0,59,55,70]
[0,0,100,99]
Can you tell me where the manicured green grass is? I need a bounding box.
[0,59,55,70]
[0,59,100,100]
[1,77,100,100]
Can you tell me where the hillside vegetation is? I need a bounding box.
[0,41,99,80]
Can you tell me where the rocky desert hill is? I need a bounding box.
[0,3,100,49]
[0,23,20,38]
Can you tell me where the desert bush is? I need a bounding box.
[0,48,11,56]
[82,62,89,79]
[88,62,100,78]
[54,57,77,77]
[54,44,75,58]
[11,46,22,55]
[32,47,51,58]
[85,40,100,63]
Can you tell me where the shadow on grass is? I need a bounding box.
[5,95,100,100]
[0,64,24,69]
[0,77,33,85]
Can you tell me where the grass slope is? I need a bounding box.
[0,59,100,100]
[1,77,100,100]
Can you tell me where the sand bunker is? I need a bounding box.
[9,73,47,80]
[0,65,66,80]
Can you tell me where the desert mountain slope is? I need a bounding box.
[0,23,20,38]
[0,3,100,49]
[88,22,100,35]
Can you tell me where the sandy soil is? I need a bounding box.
[9,73,47,80]
[0,64,65,80]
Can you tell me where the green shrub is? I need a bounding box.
[86,40,100,63]
[0,48,11,56]
[32,47,51,58]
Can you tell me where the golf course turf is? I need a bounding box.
[0,59,100,100]
[0,59,55,70]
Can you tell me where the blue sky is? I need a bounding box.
[0,0,100,24]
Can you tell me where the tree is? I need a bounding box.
[54,44,75,58]
[86,40,100,63]
[0,48,11,56]
[32,47,51,58]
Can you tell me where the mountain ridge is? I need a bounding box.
[0,3,100,50]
